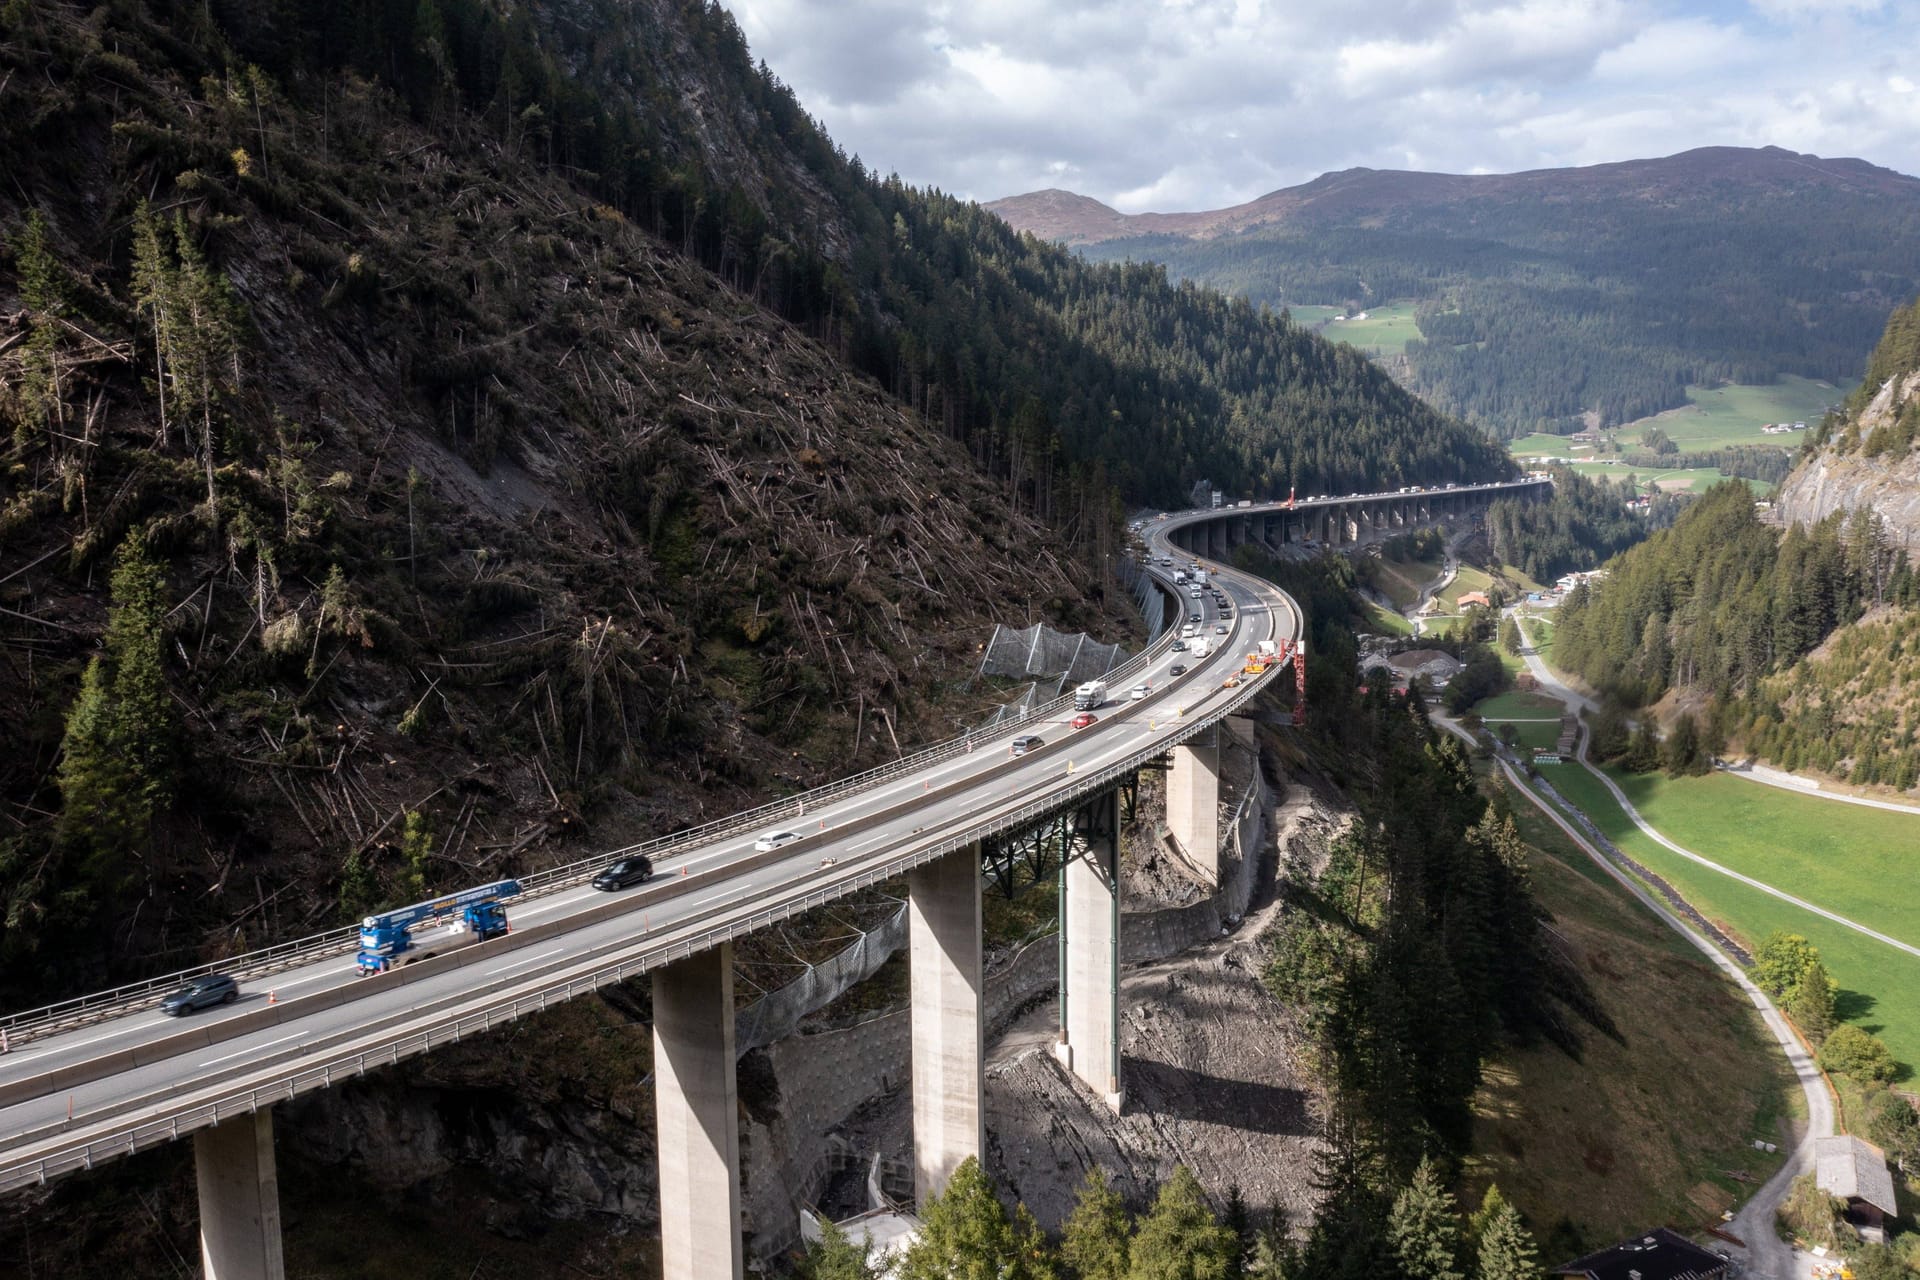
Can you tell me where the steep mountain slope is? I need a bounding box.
[199,0,1509,508]
[1551,297,1920,793]
[0,1,1125,1003]
[989,148,1920,436]
[1776,296,1920,543]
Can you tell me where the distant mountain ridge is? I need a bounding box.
[990,147,1920,436]
[987,147,1920,246]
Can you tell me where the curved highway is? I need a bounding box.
[0,506,1306,1191]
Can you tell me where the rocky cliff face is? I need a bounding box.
[1776,368,1920,544]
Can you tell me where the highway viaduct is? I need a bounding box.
[0,478,1545,1278]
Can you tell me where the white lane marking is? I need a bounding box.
[200,1031,304,1069]
[488,946,565,977]
[1,1014,173,1062]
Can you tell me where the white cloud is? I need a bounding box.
[731,0,1920,209]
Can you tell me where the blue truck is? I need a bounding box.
[356,879,523,975]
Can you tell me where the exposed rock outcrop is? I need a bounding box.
[1775,369,1920,545]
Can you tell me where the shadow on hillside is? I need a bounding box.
[1121,1057,1314,1135]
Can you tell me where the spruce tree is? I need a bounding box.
[1126,1165,1237,1280]
[1790,961,1836,1045]
[896,1157,1055,1280]
[801,1218,883,1280]
[1472,1199,1542,1280]
[57,533,177,873]
[1060,1168,1131,1280]
[1387,1157,1465,1280]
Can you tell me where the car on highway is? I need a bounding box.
[1188,611,1202,623]
[1129,683,1150,700]
[754,830,803,852]
[1009,734,1045,756]
[1214,624,1228,635]
[591,856,654,891]
[1222,675,1241,689]
[1170,639,1187,651]
[1169,664,1187,676]
[160,973,239,1016]
[1071,712,1098,729]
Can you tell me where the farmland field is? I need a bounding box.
[1544,764,1920,1071]
[1621,375,1853,452]
[1310,302,1424,354]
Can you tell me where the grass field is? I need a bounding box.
[1621,376,1852,452]
[1369,551,1443,611]
[1467,768,1799,1247]
[1361,598,1413,635]
[1313,301,1424,354]
[1473,690,1565,751]
[1438,564,1496,612]
[1545,764,1920,1073]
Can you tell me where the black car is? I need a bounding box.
[1010,733,1045,756]
[1170,639,1187,652]
[1170,664,1188,676]
[160,973,239,1016]
[592,856,655,891]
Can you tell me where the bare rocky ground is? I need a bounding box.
[838,769,1349,1235]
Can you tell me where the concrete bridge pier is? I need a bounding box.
[654,943,744,1280]
[196,1108,285,1280]
[1056,788,1123,1111]
[1166,728,1222,881]
[909,845,985,1204]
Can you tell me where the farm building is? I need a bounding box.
[1815,1134,1897,1242]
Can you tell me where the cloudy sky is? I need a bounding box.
[731,0,1920,212]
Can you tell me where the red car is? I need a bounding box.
[1071,712,1098,729]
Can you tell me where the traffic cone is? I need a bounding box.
[680,866,687,877]
[268,990,277,1005]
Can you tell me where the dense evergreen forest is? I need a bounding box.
[180,0,1508,519]
[1553,483,1919,784]
[1485,468,1675,583]
[1081,162,1920,437]
[1234,550,1607,1271]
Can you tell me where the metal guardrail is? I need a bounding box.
[0,565,1187,1048]
[0,547,1288,1188]
[0,635,1287,1194]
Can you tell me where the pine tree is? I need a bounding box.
[1623,720,1660,773]
[1472,1199,1542,1280]
[9,208,66,443]
[129,200,174,447]
[57,533,177,873]
[1060,1168,1131,1280]
[1663,713,1704,776]
[1462,1186,1509,1261]
[895,1157,1055,1280]
[801,1218,883,1280]
[1126,1165,1237,1280]
[1790,961,1836,1045]
[1387,1157,1465,1280]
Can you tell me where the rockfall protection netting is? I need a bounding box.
[1118,556,1168,639]
[733,902,908,1055]
[977,622,1130,699]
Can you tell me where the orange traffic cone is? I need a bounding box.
[268,990,278,1005]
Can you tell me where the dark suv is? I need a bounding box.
[160,973,239,1016]
[1010,734,1045,756]
[592,856,655,891]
